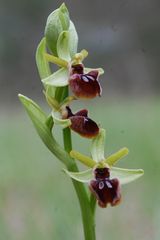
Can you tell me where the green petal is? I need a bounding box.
[70,150,96,168]
[84,68,104,76]
[110,167,144,185]
[42,68,69,87]
[52,110,71,128]
[91,128,105,162]
[57,31,71,61]
[63,168,93,183]
[105,147,129,166]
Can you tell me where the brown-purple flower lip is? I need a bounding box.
[89,167,121,208]
[64,106,99,138]
[69,64,102,99]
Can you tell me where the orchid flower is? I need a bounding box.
[64,128,144,208]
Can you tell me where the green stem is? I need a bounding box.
[90,193,97,216]
[69,164,96,240]
[63,127,72,153]
[62,87,96,240]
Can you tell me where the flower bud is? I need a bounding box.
[45,3,70,56]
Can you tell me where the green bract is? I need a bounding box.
[57,31,71,61]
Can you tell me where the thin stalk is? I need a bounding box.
[62,87,96,240]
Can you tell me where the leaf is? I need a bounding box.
[110,167,144,185]
[84,68,104,76]
[18,94,71,165]
[42,68,69,87]
[105,147,129,166]
[52,110,71,128]
[91,128,105,162]
[45,3,70,56]
[57,31,71,61]
[68,21,78,58]
[63,168,93,183]
[36,38,51,79]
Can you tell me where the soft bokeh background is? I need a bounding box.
[0,0,160,239]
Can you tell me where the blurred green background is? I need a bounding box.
[0,0,160,239]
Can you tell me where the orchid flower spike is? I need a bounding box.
[64,129,144,208]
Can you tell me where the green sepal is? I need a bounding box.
[84,68,104,76]
[52,110,71,128]
[57,22,78,61]
[36,37,51,79]
[110,167,144,185]
[63,168,93,183]
[91,128,105,162]
[44,3,70,56]
[63,166,144,185]
[57,31,71,61]
[36,37,56,97]
[42,68,69,87]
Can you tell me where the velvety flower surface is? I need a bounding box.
[89,167,121,208]
[69,64,102,99]
[64,106,99,138]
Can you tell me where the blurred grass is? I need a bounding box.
[0,97,159,240]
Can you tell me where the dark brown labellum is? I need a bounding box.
[69,65,102,99]
[64,106,99,138]
[89,167,121,208]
